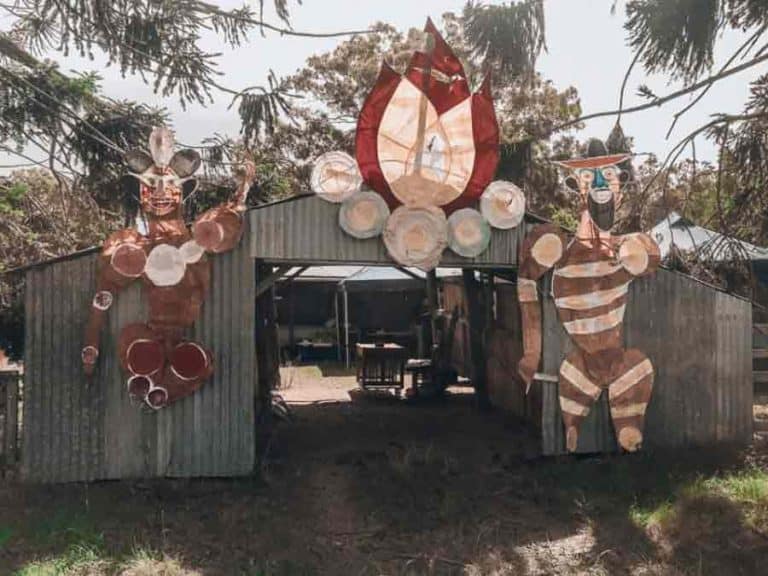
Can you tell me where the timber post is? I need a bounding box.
[462,269,491,411]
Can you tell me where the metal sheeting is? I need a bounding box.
[22,226,257,483]
[249,195,524,268]
[540,268,753,455]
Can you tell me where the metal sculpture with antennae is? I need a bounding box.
[517,138,661,453]
[81,127,256,410]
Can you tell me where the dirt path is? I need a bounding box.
[1,367,767,575]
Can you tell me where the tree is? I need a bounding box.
[545,0,768,246]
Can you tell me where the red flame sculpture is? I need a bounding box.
[355,18,499,214]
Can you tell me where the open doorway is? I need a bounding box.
[260,264,514,462]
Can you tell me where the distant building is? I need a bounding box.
[649,211,768,321]
[649,211,768,262]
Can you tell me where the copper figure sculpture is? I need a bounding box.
[517,139,660,452]
[82,127,255,410]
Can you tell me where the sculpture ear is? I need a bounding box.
[182,178,199,197]
[619,170,630,184]
[564,175,579,191]
[125,150,154,174]
[169,149,201,178]
[120,174,140,217]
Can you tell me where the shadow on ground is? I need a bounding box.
[2,390,767,575]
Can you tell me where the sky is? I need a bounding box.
[1,0,764,171]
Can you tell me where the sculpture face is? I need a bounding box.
[124,127,201,221]
[138,167,183,217]
[561,151,631,234]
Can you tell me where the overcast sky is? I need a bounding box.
[2,0,763,171]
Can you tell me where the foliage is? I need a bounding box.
[618,0,768,249]
[463,0,545,78]
[0,169,119,360]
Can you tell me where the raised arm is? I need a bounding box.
[517,224,569,392]
[192,161,257,254]
[82,229,148,376]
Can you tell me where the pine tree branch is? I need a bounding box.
[192,1,374,38]
[665,24,767,139]
[549,52,768,134]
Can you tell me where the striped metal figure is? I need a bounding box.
[517,139,660,452]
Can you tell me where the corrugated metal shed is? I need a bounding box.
[649,211,768,262]
[539,268,753,455]
[22,225,257,482]
[249,195,525,267]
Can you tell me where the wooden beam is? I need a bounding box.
[753,349,768,359]
[1,372,19,476]
[278,266,310,285]
[394,265,424,281]
[754,371,768,384]
[255,265,292,298]
[755,323,768,336]
[426,269,439,348]
[463,269,491,411]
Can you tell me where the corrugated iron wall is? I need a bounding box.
[539,268,753,454]
[22,226,257,483]
[249,195,525,268]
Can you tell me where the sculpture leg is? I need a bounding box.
[558,350,603,452]
[607,348,654,452]
[159,340,214,406]
[118,323,167,404]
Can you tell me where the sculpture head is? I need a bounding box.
[124,127,201,219]
[559,139,631,232]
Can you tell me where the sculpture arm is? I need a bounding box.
[82,230,148,376]
[193,161,256,254]
[517,224,569,393]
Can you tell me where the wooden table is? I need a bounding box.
[356,343,406,393]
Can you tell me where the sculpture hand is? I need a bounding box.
[518,355,538,394]
[232,160,256,210]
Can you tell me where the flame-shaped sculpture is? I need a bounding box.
[311,18,525,271]
[356,18,499,212]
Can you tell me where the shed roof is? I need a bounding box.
[649,211,768,262]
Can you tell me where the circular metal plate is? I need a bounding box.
[480,180,526,230]
[311,151,362,203]
[447,208,491,258]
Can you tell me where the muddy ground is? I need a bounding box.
[1,365,767,575]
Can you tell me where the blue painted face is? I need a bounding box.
[574,165,622,232]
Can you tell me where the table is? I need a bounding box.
[356,343,406,393]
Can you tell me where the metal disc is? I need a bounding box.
[383,205,448,271]
[144,243,186,287]
[480,180,526,230]
[311,150,362,203]
[447,208,491,258]
[339,190,390,239]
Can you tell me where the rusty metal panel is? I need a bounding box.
[540,268,753,455]
[248,195,524,268]
[21,223,257,483]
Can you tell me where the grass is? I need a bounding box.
[15,543,107,576]
[14,545,200,576]
[628,467,768,534]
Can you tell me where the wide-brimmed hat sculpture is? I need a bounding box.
[310,19,525,271]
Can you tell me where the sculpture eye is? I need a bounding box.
[602,166,618,180]
[577,169,593,183]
